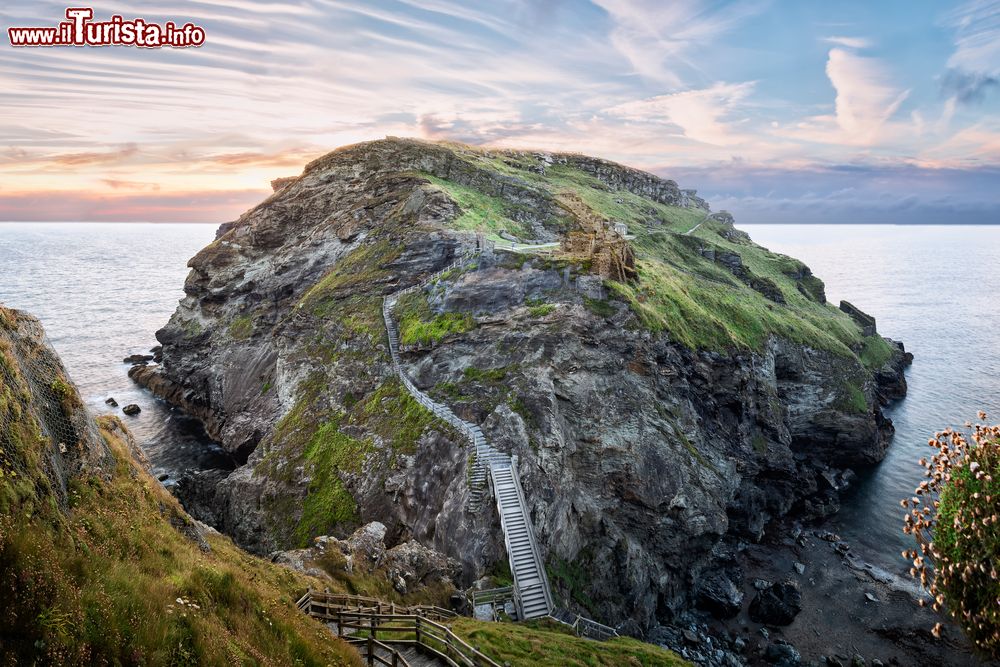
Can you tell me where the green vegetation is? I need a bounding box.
[263,371,450,546]
[547,557,594,612]
[904,418,1000,657]
[463,366,509,383]
[419,172,535,241]
[396,289,475,346]
[415,145,880,366]
[352,380,445,455]
[837,382,869,415]
[606,256,860,355]
[583,297,615,318]
[0,321,361,665]
[526,299,556,318]
[859,335,894,369]
[299,238,401,322]
[450,617,689,666]
[295,415,368,545]
[228,314,253,341]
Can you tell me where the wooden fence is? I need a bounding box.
[297,590,502,667]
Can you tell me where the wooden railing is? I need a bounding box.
[297,590,501,667]
[345,635,412,667]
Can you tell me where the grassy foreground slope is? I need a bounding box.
[451,618,689,667]
[0,306,362,666]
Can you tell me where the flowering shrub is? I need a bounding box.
[902,412,999,657]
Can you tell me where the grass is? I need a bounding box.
[859,335,895,369]
[463,366,509,383]
[527,301,556,318]
[0,318,362,665]
[449,617,690,666]
[547,557,594,612]
[228,315,253,341]
[262,370,454,546]
[583,297,616,318]
[414,143,880,373]
[396,290,475,346]
[837,382,869,415]
[298,238,401,319]
[294,415,369,545]
[418,172,536,241]
[606,257,861,355]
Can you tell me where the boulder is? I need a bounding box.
[105,397,119,407]
[765,640,802,666]
[122,404,141,416]
[696,571,744,619]
[749,580,802,625]
[123,354,154,365]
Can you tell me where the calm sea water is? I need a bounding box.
[745,224,1000,571]
[0,222,232,481]
[1,222,997,572]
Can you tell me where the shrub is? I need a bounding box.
[902,413,1000,657]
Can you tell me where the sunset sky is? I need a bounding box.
[1,0,998,223]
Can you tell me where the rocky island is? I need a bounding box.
[120,137,941,663]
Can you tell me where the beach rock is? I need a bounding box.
[696,571,744,619]
[766,640,802,666]
[749,580,802,625]
[123,353,154,364]
[121,404,141,416]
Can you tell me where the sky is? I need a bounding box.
[1,0,998,223]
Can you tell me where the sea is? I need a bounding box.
[0,222,233,480]
[1,221,998,576]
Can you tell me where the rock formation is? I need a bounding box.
[131,137,910,635]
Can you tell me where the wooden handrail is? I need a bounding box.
[298,590,502,667]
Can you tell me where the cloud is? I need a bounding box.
[823,36,871,49]
[590,0,764,85]
[825,48,909,144]
[941,0,1000,103]
[101,179,161,191]
[18,144,141,167]
[604,82,756,146]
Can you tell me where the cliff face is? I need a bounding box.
[133,137,909,633]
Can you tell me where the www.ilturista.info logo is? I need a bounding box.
[7,7,206,48]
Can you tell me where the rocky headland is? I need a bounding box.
[129,137,924,662]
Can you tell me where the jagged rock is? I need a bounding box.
[270,176,296,192]
[130,137,909,635]
[105,397,118,407]
[766,640,802,667]
[122,404,141,416]
[269,521,461,595]
[696,571,744,619]
[749,580,802,625]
